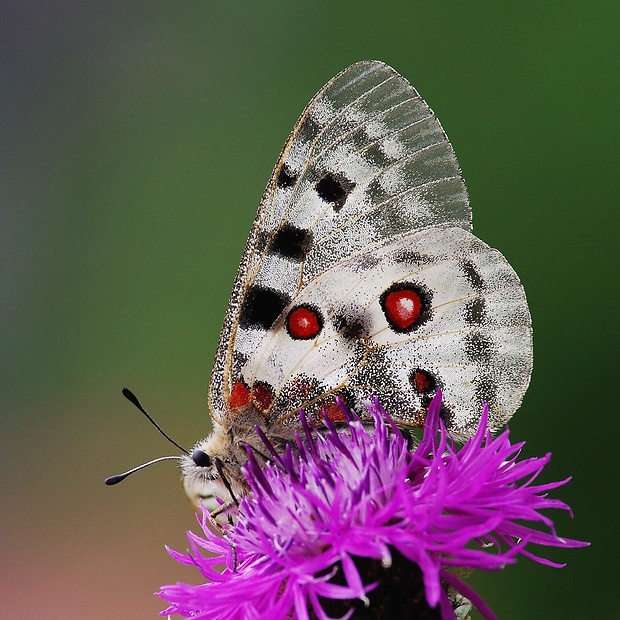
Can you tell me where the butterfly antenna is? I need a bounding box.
[121,387,189,455]
[105,456,181,485]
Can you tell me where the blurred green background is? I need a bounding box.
[1,2,617,618]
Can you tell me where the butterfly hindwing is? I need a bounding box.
[238,226,531,435]
[209,61,474,420]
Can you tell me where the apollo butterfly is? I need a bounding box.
[176,61,533,508]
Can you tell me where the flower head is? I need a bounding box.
[159,394,587,619]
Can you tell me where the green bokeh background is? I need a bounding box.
[2,2,617,618]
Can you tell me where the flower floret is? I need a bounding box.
[159,393,587,619]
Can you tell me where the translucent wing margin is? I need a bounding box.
[209,61,472,420]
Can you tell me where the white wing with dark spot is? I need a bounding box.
[238,226,531,435]
[207,61,531,437]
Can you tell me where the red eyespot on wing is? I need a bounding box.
[252,383,274,411]
[409,368,437,394]
[321,396,347,423]
[229,380,251,409]
[380,283,428,332]
[287,305,323,340]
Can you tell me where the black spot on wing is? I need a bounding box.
[464,331,495,364]
[461,260,485,291]
[361,140,395,171]
[276,164,298,189]
[365,177,390,204]
[269,223,313,262]
[239,285,291,330]
[316,172,356,212]
[464,297,486,325]
[474,374,498,407]
[333,309,370,340]
[393,249,431,267]
[353,349,399,393]
[299,114,323,142]
[232,350,248,367]
[356,253,381,271]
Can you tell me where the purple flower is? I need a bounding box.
[159,394,587,619]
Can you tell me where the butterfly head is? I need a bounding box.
[180,422,248,510]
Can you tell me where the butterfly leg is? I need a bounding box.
[213,456,240,507]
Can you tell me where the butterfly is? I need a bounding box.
[181,61,532,509]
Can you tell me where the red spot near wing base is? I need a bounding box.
[287,305,323,340]
[322,396,347,423]
[252,383,274,411]
[229,380,251,409]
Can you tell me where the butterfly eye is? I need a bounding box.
[192,450,212,468]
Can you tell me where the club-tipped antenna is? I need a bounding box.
[121,387,189,455]
[105,455,181,485]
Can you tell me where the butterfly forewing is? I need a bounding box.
[208,60,531,436]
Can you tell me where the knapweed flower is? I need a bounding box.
[159,394,587,619]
